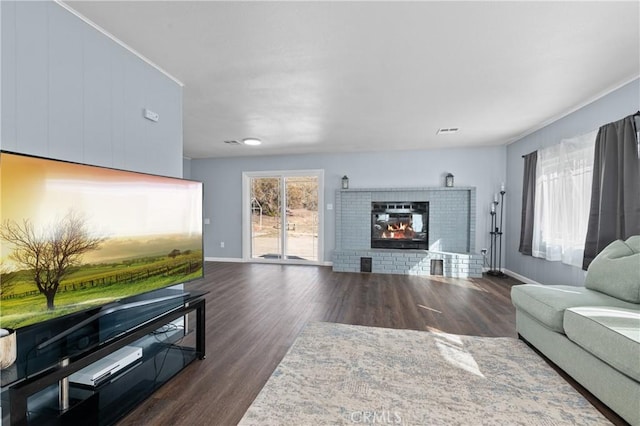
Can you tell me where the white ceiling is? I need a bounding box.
[63,1,640,159]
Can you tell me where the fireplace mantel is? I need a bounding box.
[339,186,475,193]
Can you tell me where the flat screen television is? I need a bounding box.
[0,151,204,332]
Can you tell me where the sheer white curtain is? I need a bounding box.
[532,130,597,267]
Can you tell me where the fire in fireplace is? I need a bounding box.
[371,202,428,249]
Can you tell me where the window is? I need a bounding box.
[532,130,597,267]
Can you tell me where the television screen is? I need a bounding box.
[0,151,203,330]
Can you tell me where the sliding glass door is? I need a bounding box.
[250,176,282,259]
[243,170,323,263]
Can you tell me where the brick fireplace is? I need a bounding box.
[332,187,482,278]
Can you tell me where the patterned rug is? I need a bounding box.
[239,322,610,425]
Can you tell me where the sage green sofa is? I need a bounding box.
[511,236,640,425]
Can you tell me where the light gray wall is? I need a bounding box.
[505,78,639,286]
[190,146,506,261]
[1,1,183,177]
[183,157,192,179]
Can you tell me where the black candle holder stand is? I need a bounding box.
[487,191,506,278]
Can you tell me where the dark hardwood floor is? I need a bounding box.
[117,262,622,425]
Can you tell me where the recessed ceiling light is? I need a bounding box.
[437,128,460,135]
[242,138,262,146]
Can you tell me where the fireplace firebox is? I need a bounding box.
[371,202,428,249]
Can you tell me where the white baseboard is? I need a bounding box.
[206,258,529,279]
[502,269,543,285]
[205,257,244,263]
[204,257,333,267]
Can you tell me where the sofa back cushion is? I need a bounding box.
[585,236,640,303]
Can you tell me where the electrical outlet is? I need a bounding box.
[143,108,159,122]
[220,241,225,248]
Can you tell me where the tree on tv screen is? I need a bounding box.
[0,212,105,310]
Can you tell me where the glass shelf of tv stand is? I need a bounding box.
[1,288,207,425]
[1,288,206,389]
[24,326,197,426]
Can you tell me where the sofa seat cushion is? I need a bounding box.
[564,306,640,382]
[511,284,636,333]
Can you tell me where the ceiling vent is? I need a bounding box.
[224,140,241,145]
[437,128,459,135]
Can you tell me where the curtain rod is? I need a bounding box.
[520,112,638,158]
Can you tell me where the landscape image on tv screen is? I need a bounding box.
[0,152,203,330]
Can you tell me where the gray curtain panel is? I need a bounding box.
[583,113,640,270]
[518,151,537,255]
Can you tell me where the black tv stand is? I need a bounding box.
[1,291,206,425]
[36,292,193,351]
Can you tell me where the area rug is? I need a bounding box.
[239,322,610,425]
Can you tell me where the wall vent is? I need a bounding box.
[436,128,459,135]
[360,257,372,273]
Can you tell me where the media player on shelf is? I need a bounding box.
[69,345,142,387]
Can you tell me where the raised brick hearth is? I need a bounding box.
[332,187,482,278]
[333,249,482,277]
